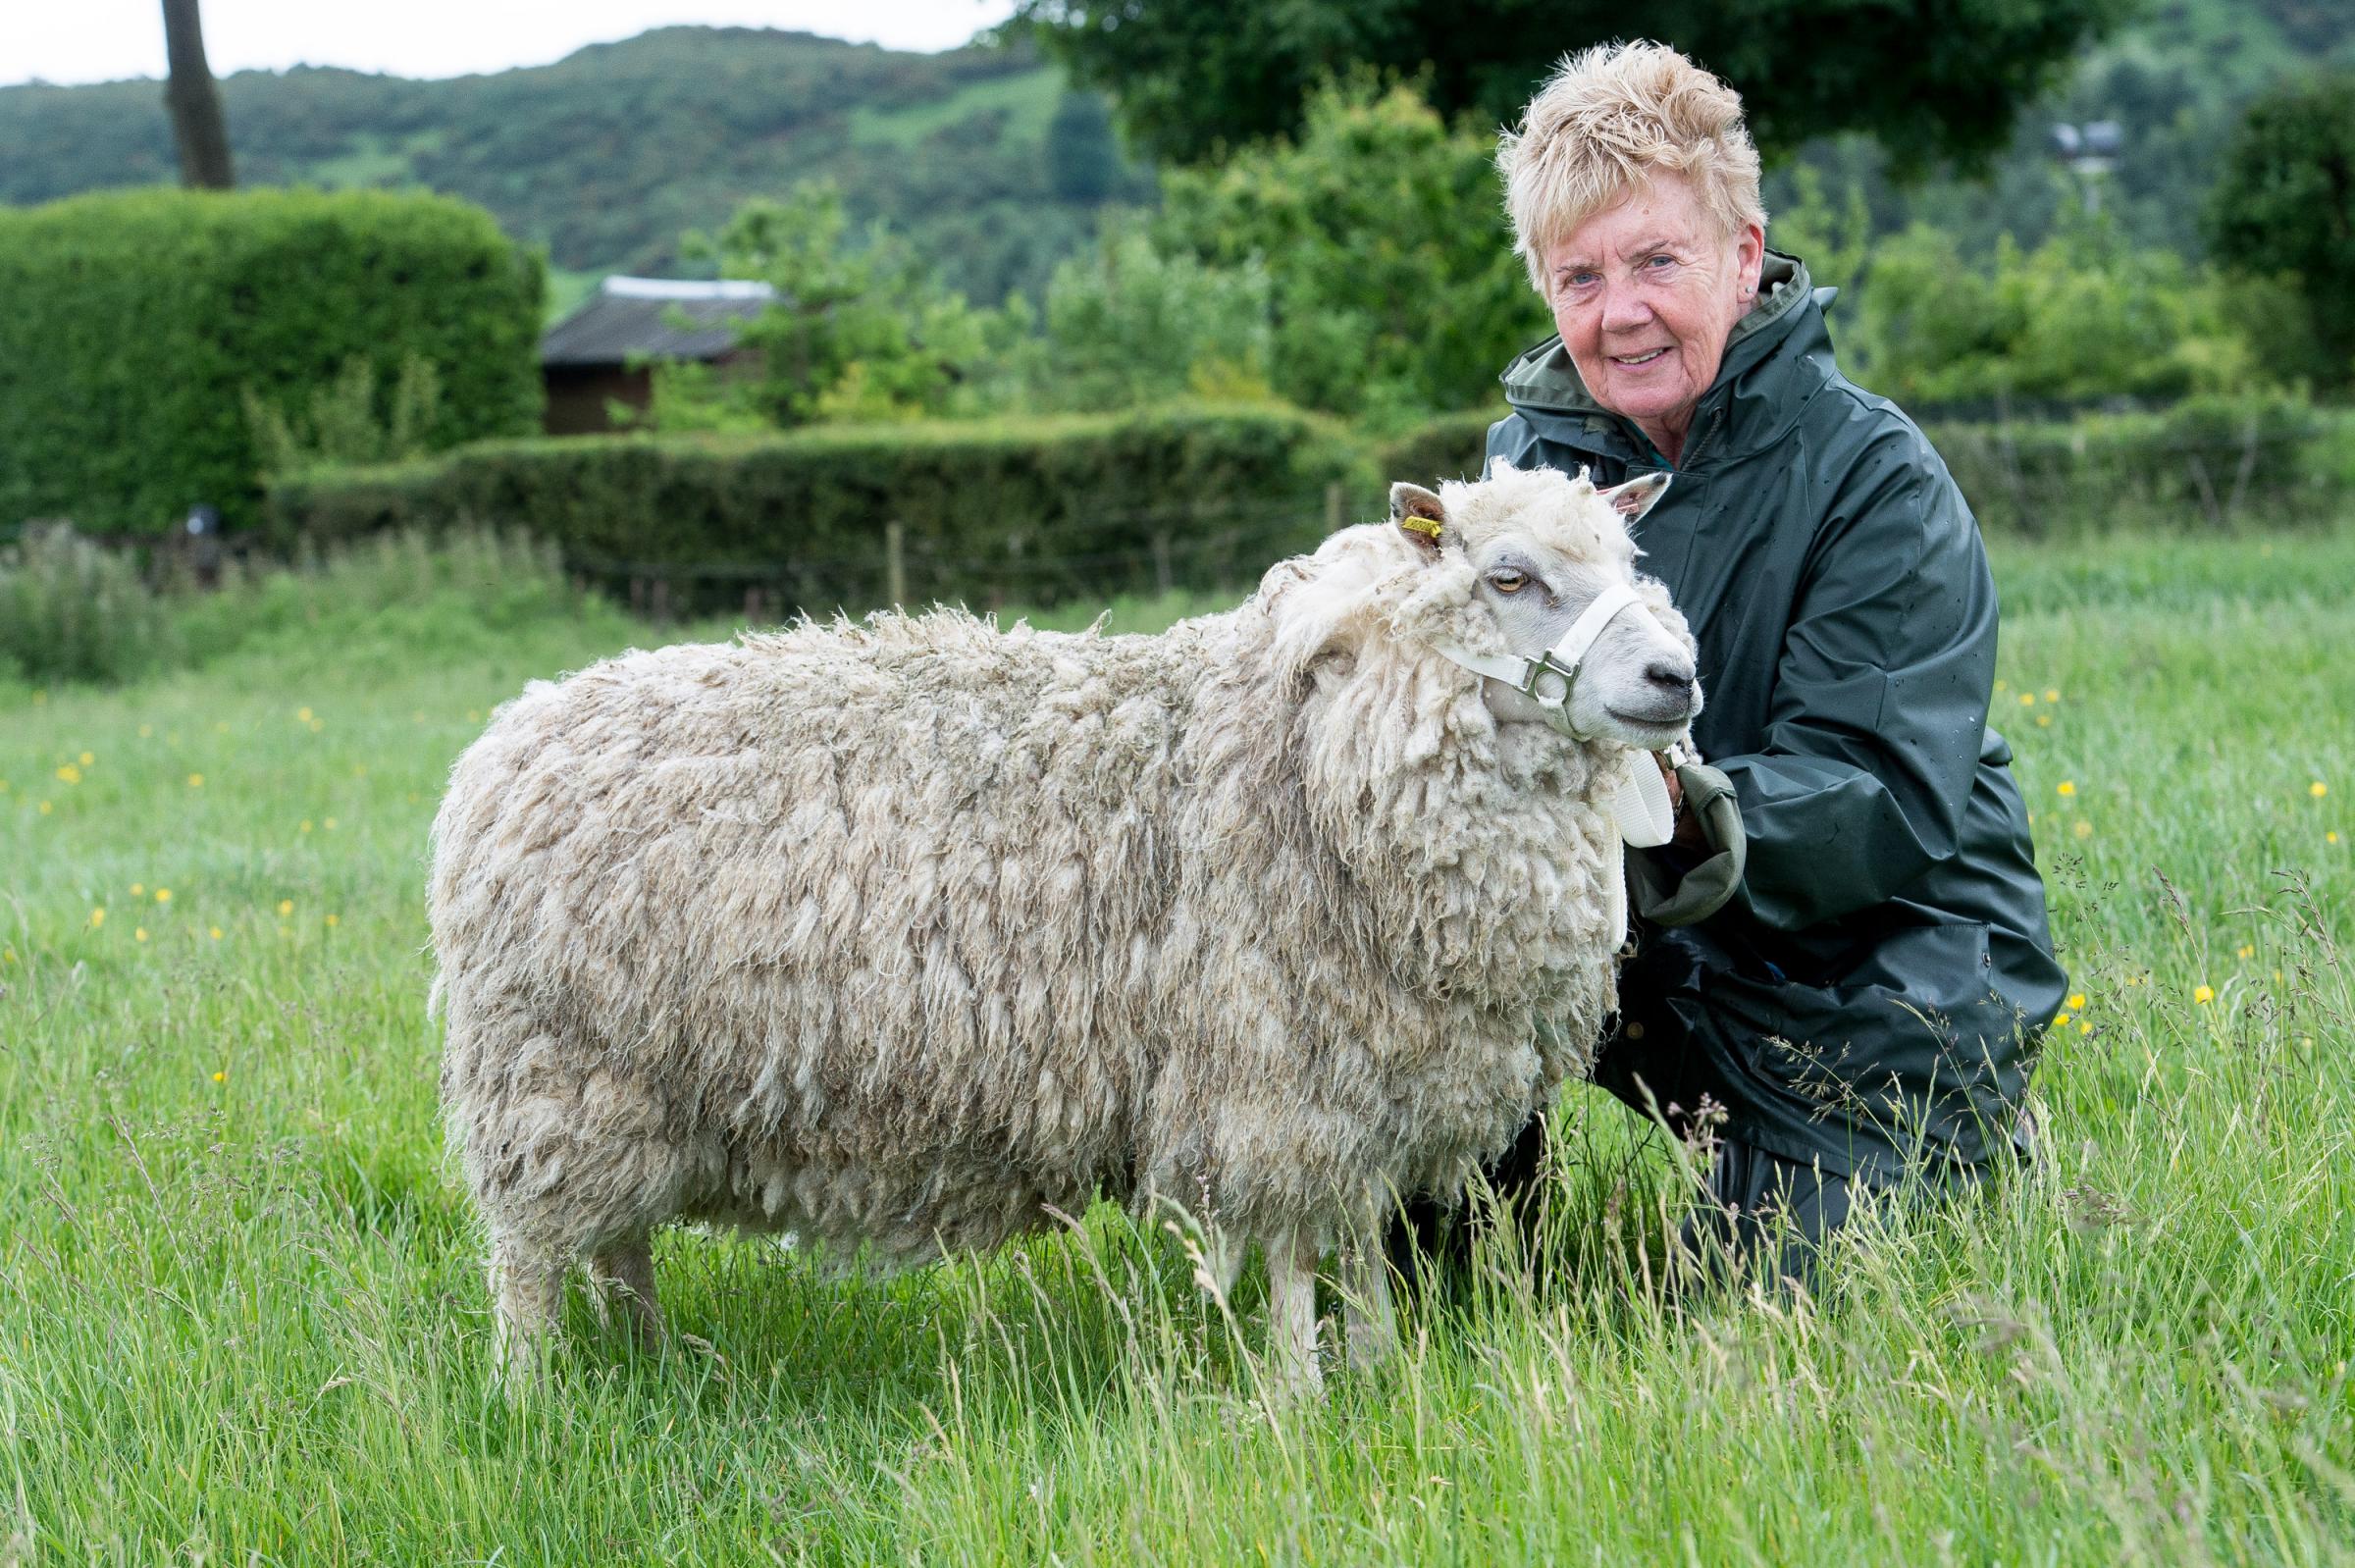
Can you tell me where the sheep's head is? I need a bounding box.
[1379,458,1701,750]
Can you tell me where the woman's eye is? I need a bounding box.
[1644,253,1674,270]
[1490,571,1530,594]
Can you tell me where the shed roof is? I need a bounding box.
[540,276,776,368]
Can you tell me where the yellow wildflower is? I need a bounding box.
[1995,680,2008,692]
[78,751,92,766]
[2019,693,2035,706]
[129,883,143,897]
[2067,993,2085,1011]
[2057,781,2076,797]
[2193,985,2214,1005]
[297,706,313,723]
[54,764,80,785]
[2073,820,2093,840]
[154,888,171,904]
[308,719,323,734]
[208,926,222,940]
[2236,943,2254,959]
[325,914,340,928]
[2036,713,2052,728]
[277,899,293,916]
[133,927,147,943]
[300,820,313,834]
[2079,1020,2092,1034]
[2313,781,2329,799]
[2329,830,2340,845]
[88,908,105,928]
[213,1071,226,1083]
[187,773,204,788]
[2043,689,2059,703]
[38,801,52,815]
[323,817,338,831]
[2054,1012,2071,1028]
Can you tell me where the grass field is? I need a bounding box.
[2,529,2350,1564]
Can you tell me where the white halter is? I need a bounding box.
[1430,580,1680,852]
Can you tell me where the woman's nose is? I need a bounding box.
[1599,282,1653,333]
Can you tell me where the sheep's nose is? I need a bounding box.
[1644,657,1697,695]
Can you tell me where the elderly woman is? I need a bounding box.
[1441,41,2067,1282]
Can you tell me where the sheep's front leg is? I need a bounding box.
[1262,1228,1324,1400]
[1338,1233,1397,1370]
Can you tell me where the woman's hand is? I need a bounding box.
[1654,751,1709,853]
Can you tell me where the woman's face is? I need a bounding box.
[1540,174,1763,460]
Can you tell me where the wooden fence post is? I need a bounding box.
[886,520,908,608]
[1325,482,1345,536]
[1151,531,1174,596]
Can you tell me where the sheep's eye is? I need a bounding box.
[1489,570,1530,595]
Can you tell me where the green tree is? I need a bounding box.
[2206,70,2355,390]
[1847,217,2257,406]
[1013,0,2136,168]
[684,183,1012,426]
[1014,229,1275,410]
[1152,80,1544,423]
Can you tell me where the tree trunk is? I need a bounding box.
[160,0,235,189]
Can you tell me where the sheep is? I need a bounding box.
[427,458,1699,1392]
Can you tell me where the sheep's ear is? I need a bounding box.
[1388,482,1446,556]
[1599,470,1672,522]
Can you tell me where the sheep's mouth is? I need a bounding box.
[1605,701,1700,732]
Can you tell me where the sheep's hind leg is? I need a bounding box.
[587,1234,664,1338]
[1261,1228,1324,1400]
[1339,1230,1398,1371]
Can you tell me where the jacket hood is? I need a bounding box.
[1497,252,1836,466]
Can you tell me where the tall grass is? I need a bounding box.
[0,528,2347,1563]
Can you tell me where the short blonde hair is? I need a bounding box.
[1498,40,1767,292]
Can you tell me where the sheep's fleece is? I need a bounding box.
[429,461,1695,1380]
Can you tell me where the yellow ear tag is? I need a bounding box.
[1400,513,1442,542]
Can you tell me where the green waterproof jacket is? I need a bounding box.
[1488,252,2067,1181]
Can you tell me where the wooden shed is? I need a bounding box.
[539,276,774,435]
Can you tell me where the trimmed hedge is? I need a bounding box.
[0,186,544,537]
[266,403,1371,612]
[1372,409,1500,492]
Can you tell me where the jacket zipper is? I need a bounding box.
[1678,406,1727,472]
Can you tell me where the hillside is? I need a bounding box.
[0,28,1150,306]
[2,1,2346,312]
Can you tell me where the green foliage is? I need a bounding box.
[0,187,543,536]
[1015,0,2136,168]
[264,405,1371,613]
[1371,409,1502,492]
[1153,81,1545,424]
[650,184,1018,430]
[244,355,447,478]
[1846,220,2257,406]
[2206,69,2355,389]
[0,525,175,685]
[1013,229,1276,411]
[0,30,1132,306]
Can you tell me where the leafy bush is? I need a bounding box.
[0,525,176,684]
[265,404,1371,613]
[0,186,544,537]
[1012,230,1277,412]
[648,183,1017,430]
[1847,219,2257,406]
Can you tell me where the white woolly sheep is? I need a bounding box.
[428,459,1699,1391]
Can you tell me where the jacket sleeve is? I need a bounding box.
[1712,441,1998,931]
